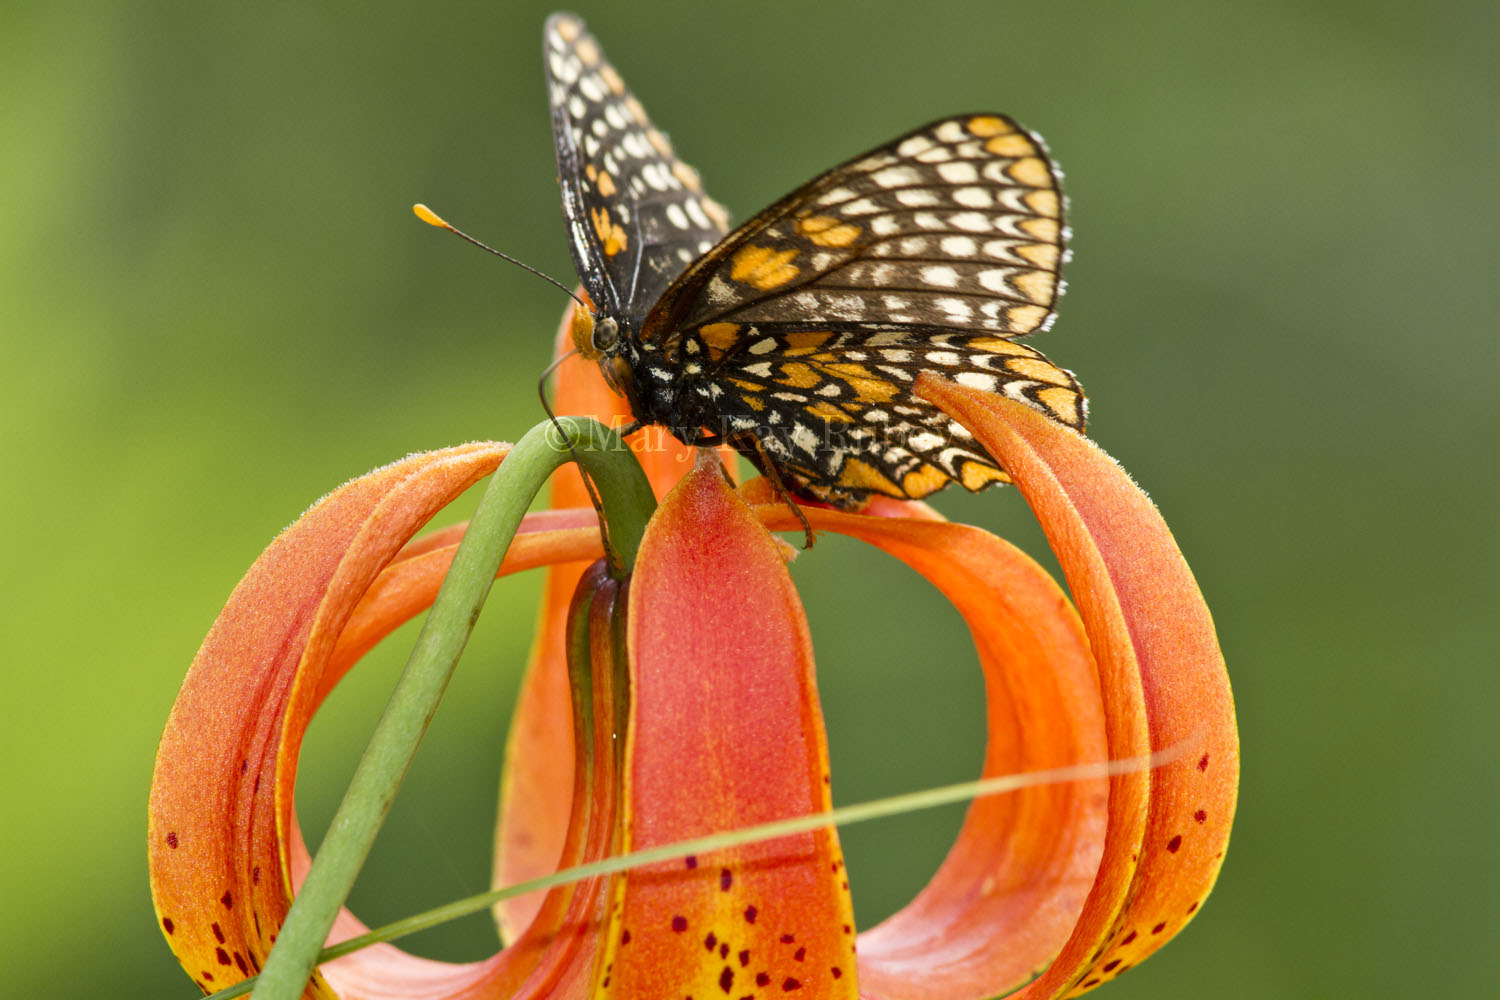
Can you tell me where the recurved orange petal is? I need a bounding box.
[914,376,1239,997]
[747,492,1110,1000]
[148,443,616,999]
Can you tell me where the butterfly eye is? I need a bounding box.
[592,316,620,353]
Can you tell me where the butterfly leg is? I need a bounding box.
[728,433,816,550]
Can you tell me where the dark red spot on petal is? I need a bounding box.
[220,891,233,910]
[841,924,852,934]
[1186,900,1200,914]
[685,855,698,869]
[622,929,632,944]
[1083,978,1101,988]
[1152,922,1167,935]
[781,977,802,991]
[211,922,225,943]
[1194,809,1208,823]
[831,967,842,979]
[743,905,758,923]
[161,917,174,934]
[252,866,261,885]
[200,971,214,982]
[1198,753,1209,771]
[215,948,231,966]
[738,950,749,966]
[1121,930,1137,945]
[705,932,718,951]
[720,868,733,891]
[793,947,805,961]
[720,943,729,959]
[240,760,248,773]
[756,973,771,987]
[718,967,734,993]
[234,953,248,975]
[165,832,179,849]
[672,915,688,932]
[1166,835,1182,853]
[780,934,795,944]
[1103,959,1121,972]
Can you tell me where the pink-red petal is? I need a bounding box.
[494,302,717,937]
[605,454,859,998]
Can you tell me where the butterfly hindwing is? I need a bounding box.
[644,115,1067,345]
[672,322,1085,503]
[544,14,731,324]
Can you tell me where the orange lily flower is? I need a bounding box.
[148,306,1237,999]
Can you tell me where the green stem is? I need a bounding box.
[251,418,653,1000]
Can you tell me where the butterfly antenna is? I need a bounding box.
[537,347,617,565]
[413,204,587,309]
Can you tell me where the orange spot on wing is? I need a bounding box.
[797,215,862,248]
[1037,386,1084,427]
[601,64,625,95]
[958,459,1010,491]
[966,115,1014,137]
[775,362,821,389]
[596,171,617,197]
[647,128,673,157]
[826,364,898,404]
[1026,189,1061,219]
[966,337,1029,355]
[985,133,1036,158]
[591,207,628,256]
[1006,156,1053,188]
[1011,268,1056,304]
[838,457,902,496]
[672,161,702,191]
[807,401,854,423]
[1020,216,1060,242]
[576,39,600,65]
[1005,304,1049,331]
[698,322,742,360]
[900,462,952,498]
[730,245,801,290]
[702,198,731,231]
[783,330,834,350]
[1016,242,1060,269]
[1006,357,1074,386]
[556,18,581,42]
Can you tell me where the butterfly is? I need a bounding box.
[545,13,1083,510]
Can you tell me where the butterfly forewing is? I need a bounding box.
[544,14,730,324]
[645,115,1067,345]
[542,17,1082,509]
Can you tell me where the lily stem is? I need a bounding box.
[251,417,653,1000]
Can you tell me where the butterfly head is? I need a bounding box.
[568,294,634,397]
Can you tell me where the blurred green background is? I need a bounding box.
[3,1,1495,996]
